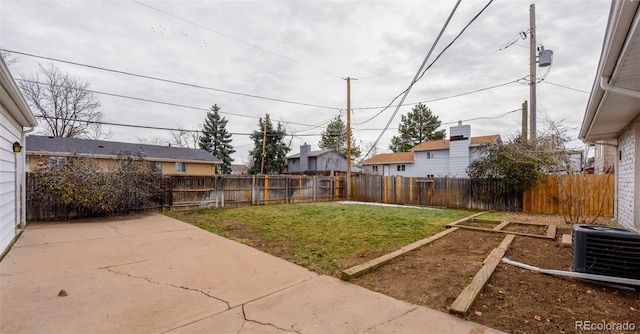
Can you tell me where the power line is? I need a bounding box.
[357,29,525,80]
[352,78,523,111]
[359,0,494,161]
[2,49,340,110]
[355,0,494,126]
[17,78,333,128]
[355,0,463,128]
[32,115,326,137]
[131,0,341,79]
[543,80,590,94]
[356,108,520,131]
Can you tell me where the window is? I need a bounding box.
[49,157,67,169]
[151,162,162,172]
[426,151,435,159]
[175,162,186,173]
[397,164,405,171]
[372,166,378,172]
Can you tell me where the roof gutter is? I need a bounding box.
[600,76,640,99]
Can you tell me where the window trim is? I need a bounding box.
[175,161,186,173]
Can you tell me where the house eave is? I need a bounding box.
[0,58,38,127]
[580,0,640,142]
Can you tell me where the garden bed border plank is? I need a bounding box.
[340,211,487,281]
[493,221,510,230]
[452,225,552,239]
[546,224,557,239]
[449,233,516,315]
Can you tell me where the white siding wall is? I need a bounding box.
[448,124,471,177]
[0,106,23,254]
[317,152,347,172]
[414,150,449,176]
[615,123,638,231]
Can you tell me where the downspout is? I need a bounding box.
[19,126,35,230]
[597,77,640,223]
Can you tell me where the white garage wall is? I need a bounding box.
[0,107,22,254]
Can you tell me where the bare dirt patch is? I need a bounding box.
[458,220,501,229]
[352,229,506,311]
[466,234,639,334]
[350,227,640,334]
[501,222,548,236]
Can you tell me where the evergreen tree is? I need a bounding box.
[318,114,361,159]
[389,103,446,152]
[248,114,290,174]
[198,104,235,174]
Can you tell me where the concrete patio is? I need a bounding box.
[0,213,504,333]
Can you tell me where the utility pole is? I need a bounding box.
[529,3,537,141]
[522,100,528,145]
[260,113,268,174]
[345,77,353,199]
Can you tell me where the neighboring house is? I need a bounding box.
[361,123,500,177]
[284,144,347,175]
[26,135,220,176]
[593,139,616,174]
[230,164,249,175]
[0,57,38,255]
[579,0,639,231]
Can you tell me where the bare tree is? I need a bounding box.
[137,136,169,146]
[171,126,200,148]
[18,63,110,139]
[540,119,612,224]
[0,50,20,67]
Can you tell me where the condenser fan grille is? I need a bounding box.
[572,225,640,280]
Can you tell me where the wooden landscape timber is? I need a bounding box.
[341,212,488,281]
[449,234,516,315]
[447,217,556,240]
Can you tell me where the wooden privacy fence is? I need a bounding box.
[26,173,613,220]
[167,175,345,210]
[350,176,522,211]
[523,174,614,216]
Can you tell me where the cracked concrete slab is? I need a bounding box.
[1,228,221,276]
[168,306,288,334]
[15,214,197,247]
[243,275,417,334]
[1,213,505,333]
[107,233,317,308]
[1,269,228,333]
[365,306,505,334]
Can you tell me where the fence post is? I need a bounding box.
[251,175,256,205]
[313,175,317,202]
[285,176,289,203]
[264,175,269,205]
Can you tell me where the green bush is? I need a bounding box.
[28,154,162,217]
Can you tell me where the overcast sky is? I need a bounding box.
[1,0,611,164]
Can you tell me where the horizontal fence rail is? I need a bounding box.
[26,173,613,221]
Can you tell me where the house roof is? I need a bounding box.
[361,152,414,165]
[0,57,37,127]
[26,135,220,164]
[411,134,500,151]
[287,149,344,159]
[580,0,640,141]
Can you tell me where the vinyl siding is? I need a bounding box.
[414,149,450,176]
[0,103,23,254]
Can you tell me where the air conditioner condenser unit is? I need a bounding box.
[572,224,640,280]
